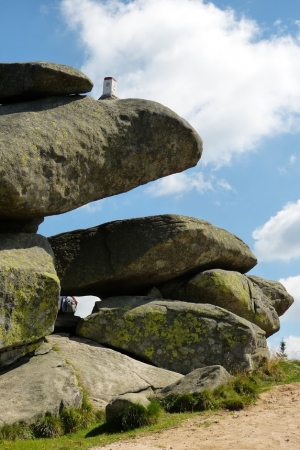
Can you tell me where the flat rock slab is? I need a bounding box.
[0,342,82,425]
[49,214,257,297]
[0,234,60,355]
[247,275,294,317]
[0,61,93,103]
[0,97,202,220]
[47,334,183,409]
[77,297,269,375]
[159,269,280,337]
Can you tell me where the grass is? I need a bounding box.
[1,358,300,450]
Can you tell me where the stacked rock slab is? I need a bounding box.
[49,214,257,297]
[0,62,95,370]
[0,62,202,368]
[0,64,202,222]
[77,296,269,374]
[0,61,93,103]
[159,269,280,337]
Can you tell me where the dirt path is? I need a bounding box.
[91,383,300,450]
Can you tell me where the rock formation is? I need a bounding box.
[0,65,202,222]
[0,61,93,104]
[159,269,280,337]
[49,214,257,297]
[155,366,233,398]
[0,61,295,428]
[0,233,60,368]
[0,341,82,425]
[247,275,294,316]
[78,296,269,374]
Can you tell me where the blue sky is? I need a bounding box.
[1,0,300,357]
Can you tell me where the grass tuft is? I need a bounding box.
[110,401,162,431]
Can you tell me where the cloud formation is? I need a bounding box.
[61,0,300,166]
[252,200,300,262]
[146,171,213,197]
[279,275,300,322]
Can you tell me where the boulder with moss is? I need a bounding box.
[247,275,294,316]
[0,96,201,221]
[49,214,257,297]
[77,296,269,374]
[156,365,233,398]
[159,269,280,337]
[0,61,93,103]
[0,234,60,365]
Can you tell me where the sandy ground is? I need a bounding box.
[90,382,300,450]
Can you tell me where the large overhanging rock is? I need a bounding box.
[0,96,202,220]
[0,234,60,354]
[247,275,294,317]
[77,297,269,374]
[47,334,183,409]
[159,269,280,337]
[0,61,93,103]
[49,215,257,297]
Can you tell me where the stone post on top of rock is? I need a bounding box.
[99,76,118,100]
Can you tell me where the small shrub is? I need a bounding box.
[167,393,197,413]
[60,407,83,434]
[232,375,258,398]
[0,423,34,441]
[222,394,246,411]
[31,414,63,438]
[160,391,216,413]
[111,401,162,431]
[253,358,285,382]
[194,390,217,411]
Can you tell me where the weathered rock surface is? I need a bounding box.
[54,313,81,334]
[106,393,150,424]
[159,269,280,337]
[0,234,60,355]
[49,215,257,297]
[0,61,93,103]
[0,340,43,369]
[0,342,82,425]
[0,97,202,220]
[47,334,183,409]
[77,297,269,375]
[247,275,294,317]
[156,366,233,397]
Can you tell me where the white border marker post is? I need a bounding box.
[102,77,117,96]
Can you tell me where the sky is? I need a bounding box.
[1,0,300,358]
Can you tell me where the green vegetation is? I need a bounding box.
[107,400,162,432]
[0,358,300,450]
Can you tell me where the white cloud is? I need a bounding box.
[252,200,300,261]
[279,275,300,322]
[289,154,297,164]
[217,179,233,191]
[78,199,104,213]
[146,171,213,197]
[60,0,300,166]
